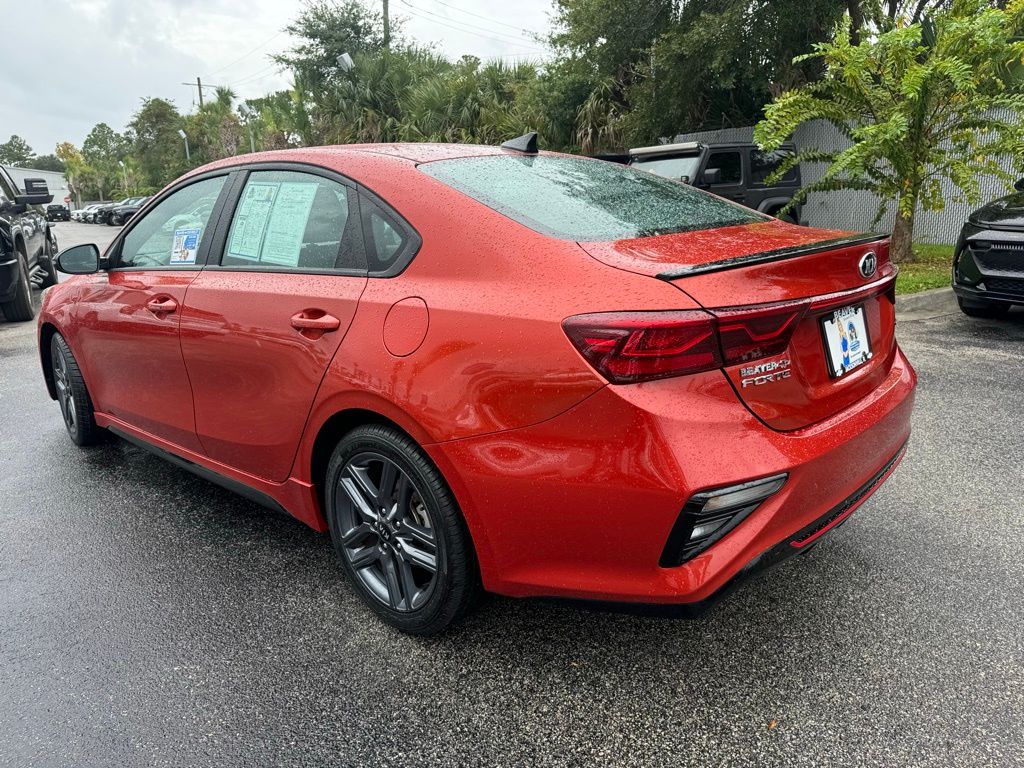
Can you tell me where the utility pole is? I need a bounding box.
[383,0,390,49]
[197,76,204,108]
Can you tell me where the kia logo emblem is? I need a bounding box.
[858,251,877,279]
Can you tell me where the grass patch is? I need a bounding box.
[895,243,954,295]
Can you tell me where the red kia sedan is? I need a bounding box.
[39,136,915,633]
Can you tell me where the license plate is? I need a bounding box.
[821,304,871,378]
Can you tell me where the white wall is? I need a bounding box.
[0,165,71,208]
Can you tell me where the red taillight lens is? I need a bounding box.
[712,302,808,366]
[562,311,722,384]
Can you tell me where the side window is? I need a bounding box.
[0,172,15,203]
[118,176,227,268]
[750,149,798,186]
[222,170,359,272]
[360,196,417,275]
[706,151,742,185]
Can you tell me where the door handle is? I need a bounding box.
[146,296,178,314]
[290,310,341,336]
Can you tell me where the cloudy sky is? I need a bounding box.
[3,0,554,156]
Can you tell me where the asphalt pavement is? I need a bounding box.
[1,225,1022,766]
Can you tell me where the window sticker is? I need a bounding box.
[170,227,201,265]
[260,182,318,267]
[228,182,277,260]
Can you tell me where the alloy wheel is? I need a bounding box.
[51,343,76,432]
[334,452,440,612]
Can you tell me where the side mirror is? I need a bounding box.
[1015,178,1024,192]
[56,243,100,275]
[702,168,722,186]
[15,178,53,206]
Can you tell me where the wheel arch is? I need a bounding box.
[38,322,59,400]
[305,406,495,581]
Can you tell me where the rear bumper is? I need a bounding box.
[428,346,916,605]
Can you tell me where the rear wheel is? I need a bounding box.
[325,424,480,635]
[1,250,35,322]
[958,297,1010,319]
[50,333,103,446]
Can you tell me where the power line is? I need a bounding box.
[204,30,285,78]
[429,0,541,35]
[399,2,546,51]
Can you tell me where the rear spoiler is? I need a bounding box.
[656,234,886,280]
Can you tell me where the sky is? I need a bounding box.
[1,0,554,156]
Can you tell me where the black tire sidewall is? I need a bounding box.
[50,333,101,446]
[325,424,477,634]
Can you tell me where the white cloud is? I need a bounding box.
[3,0,552,155]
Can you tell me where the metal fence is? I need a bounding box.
[672,123,1018,244]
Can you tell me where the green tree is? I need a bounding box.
[0,135,35,166]
[129,98,187,188]
[31,154,65,172]
[56,141,90,204]
[82,123,129,199]
[755,0,1024,262]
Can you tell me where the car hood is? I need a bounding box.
[969,190,1024,229]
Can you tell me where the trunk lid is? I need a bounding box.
[579,222,897,431]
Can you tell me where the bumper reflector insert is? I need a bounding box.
[659,474,787,568]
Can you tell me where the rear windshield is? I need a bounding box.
[420,154,765,241]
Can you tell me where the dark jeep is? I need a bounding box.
[628,142,804,223]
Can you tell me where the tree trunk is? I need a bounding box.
[890,208,916,264]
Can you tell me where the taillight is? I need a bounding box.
[563,303,806,384]
[713,302,808,366]
[561,311,721,384]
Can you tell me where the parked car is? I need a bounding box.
[93,198,130,225]
[628,141,804,223]
[41,135,915,633]
[82,203,108,223]
[952,179,1024,318]
[46,204,70,222]
[107,196,150,226]
[1,168,57,321]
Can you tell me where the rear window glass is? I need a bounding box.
[420,154,765,241]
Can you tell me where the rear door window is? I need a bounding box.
[222,170,360,272]
[750,149,798,186]
[421,154,764,241]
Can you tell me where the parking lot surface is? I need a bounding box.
[1,225,1022,766]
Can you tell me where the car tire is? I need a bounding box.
[1,250,35,322]
[325,424,480,635]
[109,214,120,226]
[957,297,1010,319]
[50,333,104,446]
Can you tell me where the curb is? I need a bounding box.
[896,286,956,316]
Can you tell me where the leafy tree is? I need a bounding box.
[31,154,65,172]
[129,98,187,188]
[56,142,90,204]
[755,0,1024,262]
[0,135,35,166]
[81,123,130,199]
[239,91,304,151]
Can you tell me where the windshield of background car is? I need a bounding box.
[420,154,765,241]
[629,153,702,183]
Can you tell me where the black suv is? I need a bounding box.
[953,181,1024,318]
[628,142,803,223]
[0,167,57,321]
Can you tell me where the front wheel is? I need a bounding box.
[1,252,35,322]
[50,333,104,446]
[325,424,480,635]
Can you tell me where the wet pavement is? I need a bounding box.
[1,228,1022,766]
